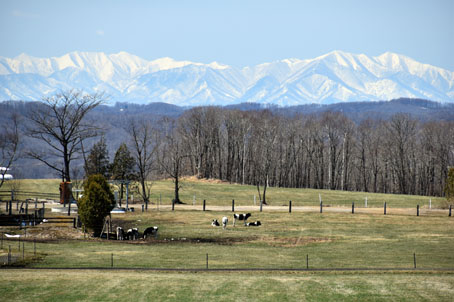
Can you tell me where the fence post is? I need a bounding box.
[260,200,263,212]
[203,200,206,211]
[320,201,323,213]
[73,218,76,228]
[142,204,144,212]
[413,253,416,269]
[111,253,113,268]
[352,202,355,214]
[206,253,209,270]
[232,199,235,212]
[306,254,309,269]
[384,202,387,215]
[417,205,419,216]
[449,205,452,217]
[289,200,292,213]
[365,196,368,208]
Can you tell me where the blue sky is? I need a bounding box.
[1,0,453,70]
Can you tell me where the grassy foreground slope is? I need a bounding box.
[1,270,454,302]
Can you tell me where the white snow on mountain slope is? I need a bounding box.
[0,50,453,106]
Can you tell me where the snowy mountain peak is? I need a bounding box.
[207,61,229,69]
[0,51,453,106]
[149,57,195,71]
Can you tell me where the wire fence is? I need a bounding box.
[1,237,453,272]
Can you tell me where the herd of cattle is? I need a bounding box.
[114,213,260,241]
[211,213,261,228]
[116,226,159,240]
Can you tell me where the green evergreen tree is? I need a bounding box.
[78,174,115,236]
[85,137,110,178]
[111,143,136,202]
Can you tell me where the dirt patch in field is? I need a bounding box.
[137,236,256,245]
[256,236,332,247]
[0,222,86,242]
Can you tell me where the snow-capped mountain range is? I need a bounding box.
[1,50,453,106]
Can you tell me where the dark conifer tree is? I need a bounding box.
[85,137,110,178]
[111,143,136,201]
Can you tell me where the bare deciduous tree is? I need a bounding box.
[128,119,157,205]
[158,118,189,204]
[26,90,103,182]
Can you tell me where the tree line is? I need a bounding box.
[1,91,454,202]
[171,107,454,201]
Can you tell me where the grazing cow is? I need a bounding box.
[143,226,159,239]
[116,227,124,240]
[126,229,133,240]
[222,216,228,229]
[246,221,261,227]
[132,228,139,239]
[126,228,139,240]
[211,219,220,227]
[233,213,251,227]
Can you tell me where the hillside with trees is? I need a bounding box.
[1,96,453,198]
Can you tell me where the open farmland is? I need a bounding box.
[1,270,454,302]
[1,179,453,301]
[0,178,448,208]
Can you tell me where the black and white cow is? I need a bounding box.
[126,228,139,240]
[143,226,159,239]
[116,227,124,240]
[233,213,251,227]
[222,216,228,229]
[246,221,261,227]
[211,219,220,227]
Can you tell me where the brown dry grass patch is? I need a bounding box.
[254,235,332,247]
[180,175,230,184]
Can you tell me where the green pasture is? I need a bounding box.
[2,210,453,270]
[0,178,448,208]
[1,179,453,301]
[1,270,453,302]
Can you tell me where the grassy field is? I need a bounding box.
[1,179,453,301]
[1,270,454,302]
[0,178,448,208]
[1,210,448,270]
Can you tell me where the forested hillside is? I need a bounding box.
[1,98,453,197]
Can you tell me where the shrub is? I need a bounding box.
[78,174,115,236]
